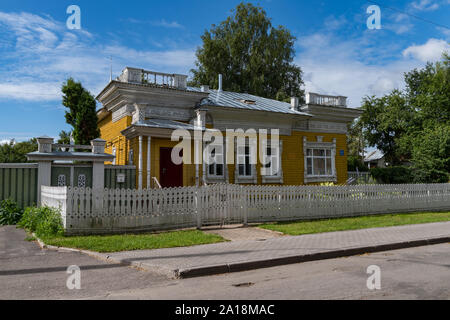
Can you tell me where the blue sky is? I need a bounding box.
[0,0,449,142]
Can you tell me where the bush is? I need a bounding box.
[0,199,23,225]
[347,156,369,172]
[370,166,414,184]
[18,206,64,237]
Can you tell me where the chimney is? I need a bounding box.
[218,74,223,92]
[201,85,209,92]
[290,97,299,110]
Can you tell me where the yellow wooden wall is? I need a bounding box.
[98,114,348,186]
[98,114,132,166]
[225,131,348,185]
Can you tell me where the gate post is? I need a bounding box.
[92,139,107,213]
[35,136,53,205]
[196,189,202,229]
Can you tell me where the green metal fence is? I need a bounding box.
[0,163,136,209]
[105,165,136,189]
[0,164,38,208]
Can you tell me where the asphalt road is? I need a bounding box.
[1,226,449,300]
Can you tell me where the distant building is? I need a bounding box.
[364,150,386,169]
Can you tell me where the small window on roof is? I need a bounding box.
[236,99,256,105]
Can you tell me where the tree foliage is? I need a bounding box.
[357,53,450,182]
[57,130,72,145]
[189,2,304,102]
[0,139,37,163]
[62,78,100,146]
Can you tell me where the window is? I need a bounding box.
[128,149,134,165]
[235,140,257,184]
[204,141,227,183]
[306,148,333,176]
[303,137,337,183]
[208,145,224,177]
[261,140,283,184]
[112,147,116,165]
[238,145,252,177]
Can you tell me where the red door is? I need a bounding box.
[160,147,183,188]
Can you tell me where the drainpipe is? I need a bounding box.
[218,74,223,92]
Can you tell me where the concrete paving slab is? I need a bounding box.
[106,222,450,279]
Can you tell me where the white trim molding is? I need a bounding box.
[303,136,337,184]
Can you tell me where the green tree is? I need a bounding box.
[359,90,413,165]
[0,139,37,163]
[62,78,100,146]
[189,2,304,102]
[347,120,368,172]
[57,130,72,145]
[358,53,450,182]
[411,124,450,183]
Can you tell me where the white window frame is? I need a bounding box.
[235,139,257,184]
[261,140,284,184]
[303,136,337,183]
[204,142,227,183]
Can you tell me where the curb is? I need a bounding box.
[32,233,180,279]
[33,233,450,280]
[176,236,450,278]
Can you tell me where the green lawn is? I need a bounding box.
[40,230,225,253]
[259,211,450,236]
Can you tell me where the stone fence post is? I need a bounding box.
[36,136,53,204]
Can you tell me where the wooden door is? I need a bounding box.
[159,147,183,188]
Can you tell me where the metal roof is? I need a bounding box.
[364,150,384,162]
[187,87,311,116]
[133,119,214,131]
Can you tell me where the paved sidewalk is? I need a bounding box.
[203,224,284,241]
[106,222,450,279]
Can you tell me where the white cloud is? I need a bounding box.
[0,139,11,145]
[0,12,195,102]
[152,19,184,29]
[411,0,440,11]
[0,82,61,101]
[296,33,442,108]
[124,18,184,29]
[402,38,450,62]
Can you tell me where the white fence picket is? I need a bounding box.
[41,183,450,235]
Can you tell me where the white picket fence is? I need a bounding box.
[41,183,450,235]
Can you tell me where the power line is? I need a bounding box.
[367,0,450,30]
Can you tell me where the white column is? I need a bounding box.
[138,135,143,189]
[147,136,151,189]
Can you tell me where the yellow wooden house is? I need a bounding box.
[96,67,361,189]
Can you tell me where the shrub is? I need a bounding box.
[0,199,23,225]
[370,166,414,184]
[347,156,369,172]
[18,206,64,237]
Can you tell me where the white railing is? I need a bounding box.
[306,92,347,107]
[117,67,188,90]
[42,183,450,235]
